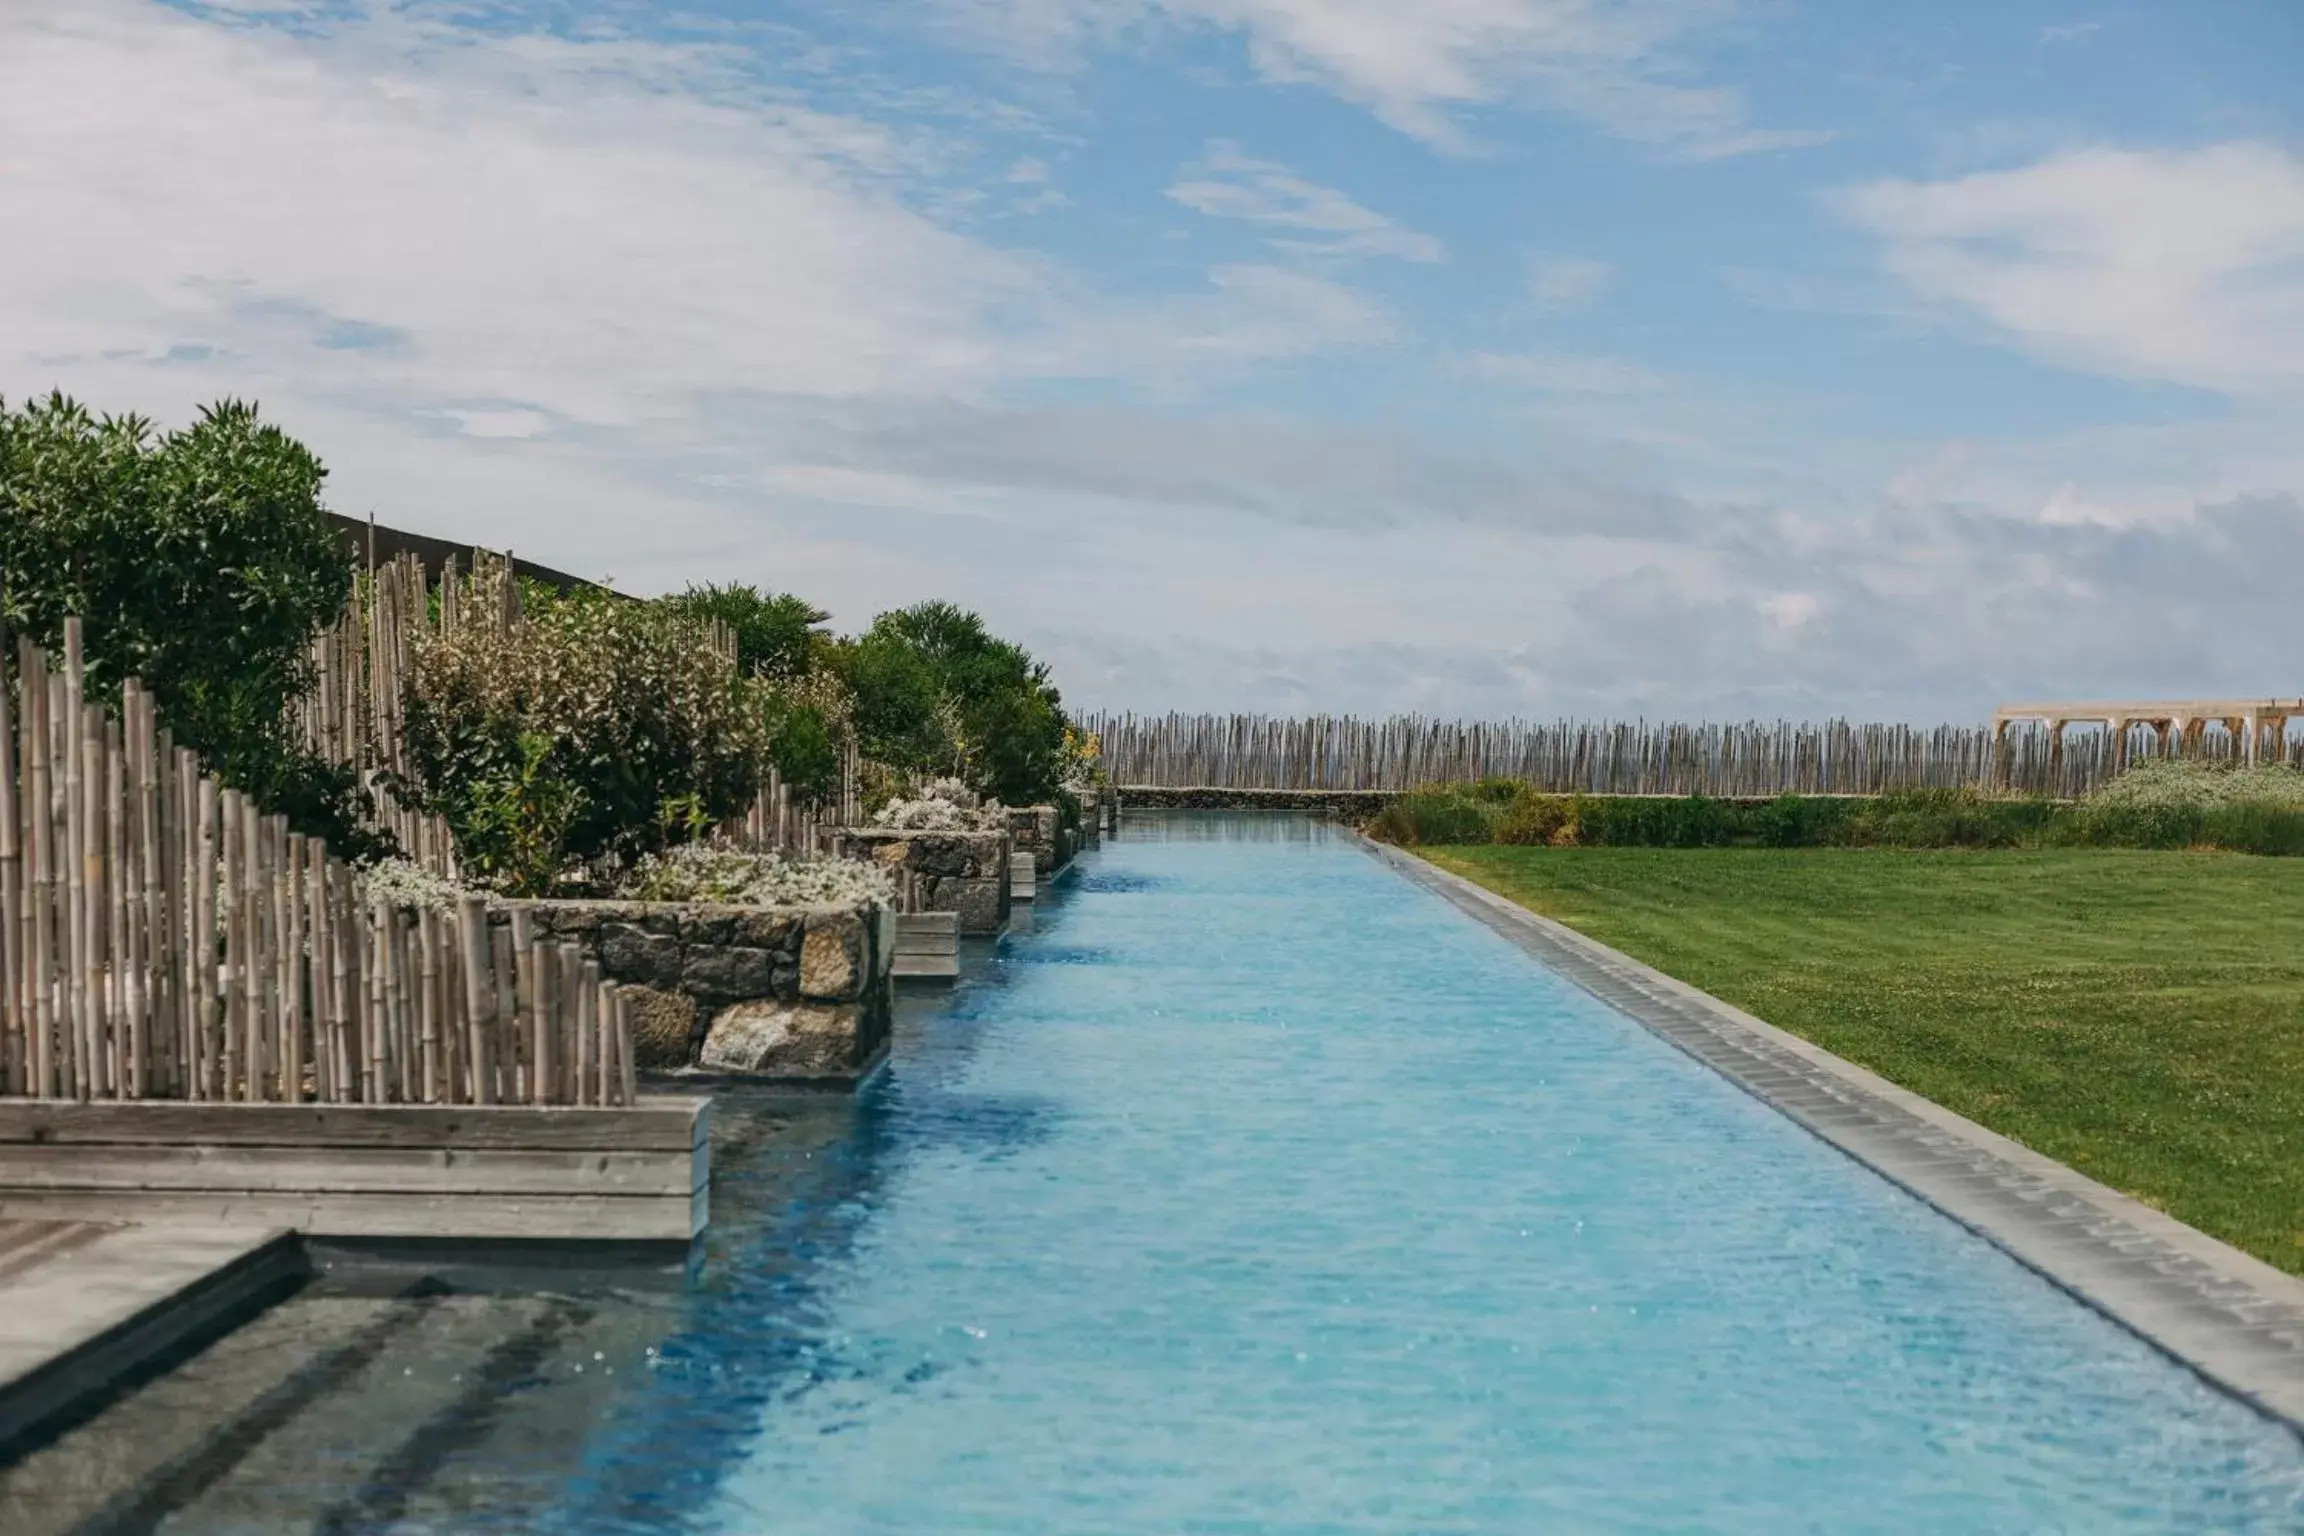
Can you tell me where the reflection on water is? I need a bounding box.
[1111,808,1329,842]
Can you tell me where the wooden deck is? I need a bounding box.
[0,1218,303,1452]
[892,912,960,980]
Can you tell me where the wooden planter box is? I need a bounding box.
[0,1098,710,1244]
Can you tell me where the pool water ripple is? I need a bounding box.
[609,818,2304,1534]
[33,817,2287,1531]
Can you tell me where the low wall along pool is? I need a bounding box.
[2,814,2299,1531]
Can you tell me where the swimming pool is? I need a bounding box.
[7,814,2301,1531]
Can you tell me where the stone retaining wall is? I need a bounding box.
[831,828,1012,936]
[1006,804,1079,879]
[496,898,894,1083]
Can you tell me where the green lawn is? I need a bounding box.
[1424,846,2304,1276]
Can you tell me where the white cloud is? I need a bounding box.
[1026,264,1396,383]
[1526,254,1609,310]
[436,408,553,440]
[1,1,1027,431]
[9,3,2299,725]
[929,0,1831,157]
[1166,143,1444,262]
[1844,143,2304,396]
[0,3,1394,423]
[2039,22,2100,46]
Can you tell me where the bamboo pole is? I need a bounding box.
[78,713,105,1101]
[0,632,19,1097]
[557,943,583,1106]
[490,921,517,1105]
[457,895,495,1106]
[417,905,442,1102]
[579,958,602,1108]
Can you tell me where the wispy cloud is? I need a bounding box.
[2039,21,2100,46]
[1166,142,1443,262]
[924,0,1833,158]
[1843,143,2304,396]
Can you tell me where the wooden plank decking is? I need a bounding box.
[0,1219,304,1452]
[892,912,960,980]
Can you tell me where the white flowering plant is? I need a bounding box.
[2087,759,2304,811]
[354,856,476,914]
[621,843,894,908]
[871,775,1006,831]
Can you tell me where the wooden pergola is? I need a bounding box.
[1992,698,2304,775]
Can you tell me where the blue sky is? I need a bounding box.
[5,1,2302,719]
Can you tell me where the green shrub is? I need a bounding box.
[1751,794,1859,847]
[658,583,829,684]
[1366,789,1498,846]
[829,601,1068,807]
[394,589,772,892]
[1572,792,1737,847]
[2201,804,2304,856]
[1468,775,1525,804]
[0,392,382,854]
[1495,790,1573,845]
[1843,788,2050,849]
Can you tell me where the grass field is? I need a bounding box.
[1424,846,2304,1276]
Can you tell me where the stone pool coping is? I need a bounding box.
[1361,836,2304,1437]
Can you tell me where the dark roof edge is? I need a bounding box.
[326,513,632,599]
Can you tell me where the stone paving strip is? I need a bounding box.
[1364,837,2304,1436]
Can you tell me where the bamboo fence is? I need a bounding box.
[294,549,857,874]
[1082,712,2304,798]
[3,620,636,1106]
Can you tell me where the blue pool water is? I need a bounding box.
[562,816,2304,1533]
[16,815,2299,1531]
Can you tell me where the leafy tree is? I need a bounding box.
[827,626,946,773]
[0,392,379,852]
[659,582,829,683]
[658,582,850,799]
[832,601,1069,806]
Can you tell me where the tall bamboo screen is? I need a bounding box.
[0,620,638,1106]
[1083,713,2303,798]
[293,551,858,876]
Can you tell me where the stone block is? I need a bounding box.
[598,922,681,989]
[621,985,699,1070]
[699,1001,861,1077]
[682,945,774,1003]
[941,875,1007,937]
[681,910,741,948]
[800,910,864,1000]
[734,911,800,953]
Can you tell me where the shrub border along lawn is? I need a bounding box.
[1370,837,2304,1431]
[1365,782,2304,856]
